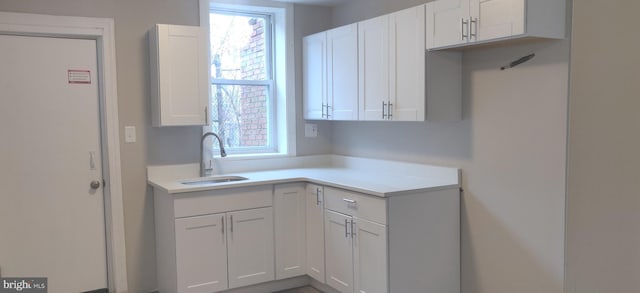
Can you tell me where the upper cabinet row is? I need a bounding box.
[303,4,463,122]
[426,0,566,49]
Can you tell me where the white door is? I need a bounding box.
[358,15,389,121]
[354,218,388,293]
[426,0,471,48]
[327,24,358,120]
[274,184,306,279]
[471,0,525,41]
[305,184,325,282]
[175,214,228,293]
[0,35,108,292]
[302,32,327,120]
[325,210,354,293]
[227,207,275,289]
[389,5,426,121]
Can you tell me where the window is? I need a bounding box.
[202,0,295,158]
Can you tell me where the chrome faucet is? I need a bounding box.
[200,132,227,177]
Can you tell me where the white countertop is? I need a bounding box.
[147,155,460,197]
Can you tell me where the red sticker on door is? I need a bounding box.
[68,69,91,84]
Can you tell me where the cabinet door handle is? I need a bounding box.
[316,188,322,206]
[351,220,356,238]
[343,198,356,204]
[230,215,233,234]
[221,216,225,235]
[462,18,469,40]
[470,18,478,40]
[382,101,387,119]
[345,219,350,238]
[387,103,393,120]
[321,103,326,118]
[325,104,331,118]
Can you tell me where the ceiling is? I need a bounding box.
[275,0,346,7]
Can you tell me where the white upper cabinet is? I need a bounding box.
[327,24,359,120]
[302,31,326,120]
[358,15,389,121]
[149,24,209,126]
[303,24,358,121]
[360,8,427,121]
[426,0,566,50]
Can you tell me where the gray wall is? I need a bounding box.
[330,1,570,293]
[0,1,331,292]
[566,1,640,292]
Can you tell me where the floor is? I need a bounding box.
[275,286,322,293]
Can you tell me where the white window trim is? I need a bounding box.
[200,0,296,159]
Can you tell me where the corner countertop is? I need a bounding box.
[147,155,460,197]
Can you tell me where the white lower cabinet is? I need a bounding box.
[227,207,275,288]
[324,188,388,293]
[325,210,356,293]
[305,184,326,283]
[274,183,307,280]
[154,186,275,293]
[175,213,228,293]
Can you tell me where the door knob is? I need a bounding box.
[90,180,101,189]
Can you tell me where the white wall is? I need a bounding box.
[566,1,640,292]
[329,1,571,293]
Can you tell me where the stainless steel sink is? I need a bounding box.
[180,176,249,185]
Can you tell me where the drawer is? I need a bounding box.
[174,185,273,218]
[324,187,386,224]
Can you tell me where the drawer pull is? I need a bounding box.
[343,198,356,204]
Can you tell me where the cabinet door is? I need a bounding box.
[426,0,470,49]
[354,218,388,293]
[327,24,358,120]
[358,15,389,121]
[470,0,525,42]
[227,207,275,289]
[306,184,325,283]
[325,210,354,293]
[151,24,209,126]
[389,5,426,121]
[303,32,327,120]
[175,214,228,293]
[274,184,306,280]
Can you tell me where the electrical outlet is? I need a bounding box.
[305,123,318,138]
[124,126,136,143]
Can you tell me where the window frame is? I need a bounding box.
[200,0,296,160]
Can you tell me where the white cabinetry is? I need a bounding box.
[305,184,326,283]
[322,185,460,293]
[227,207,275,288]
[154,186,274,293]
[358,5,461,122]
[303,24,358,121]
[175,213,227,293]
[274,183,307,280]
[149,24,209,127]
[426,0,566,49]
[324,187,387,293]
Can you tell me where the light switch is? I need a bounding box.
[305,123,318,138]
[124,126,136,143]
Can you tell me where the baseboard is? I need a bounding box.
[148,276,310,293]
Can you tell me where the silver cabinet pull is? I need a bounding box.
[351,220,356,238]
[470,18,478,40]
[382,101,387,119]
[321,103,326,118]
[462,18,469,40]
[221,216,225,235]
[316,188,322,206]
[387,103,393,119]
[343,198,356,204]
[230,215,233,233]
[345,219,350,238]
[325,104,331,118]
